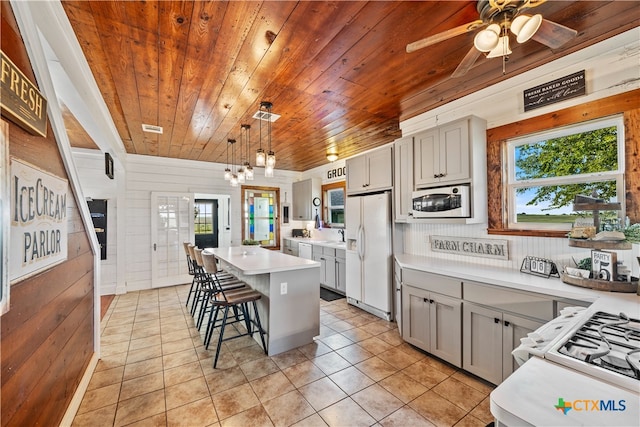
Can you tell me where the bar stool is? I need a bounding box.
[187,244,207,316]
[183,242,197,308]
[193,248,246,329]
[201,252,267,368]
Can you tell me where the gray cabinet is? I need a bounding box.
[315,245,346,294]
[401,269,462,367]
[346,146,392,195]
[292,178,321,220]
[414,119,470,187]
[283,238,299,257]
[335,250,346,294]
[393,136,414,222]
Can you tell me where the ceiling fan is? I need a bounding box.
[407,0,578,78]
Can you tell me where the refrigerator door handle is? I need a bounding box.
[359,225,365,260]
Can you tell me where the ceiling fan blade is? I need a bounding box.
[519,0,548,12]
[451,47,483,78]
[531,18,577,49]
[406,20,484,53]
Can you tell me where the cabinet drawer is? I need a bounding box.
[323,246,336,256]
[402,269,462,298]
[312,245,323,256]
[464,281,554,321]
[335,249,346,259]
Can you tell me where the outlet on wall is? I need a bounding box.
[280,282,287,295]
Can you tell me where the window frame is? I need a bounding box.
[486,90,639,238]
[505,115,625,231]
[321,181,345,228]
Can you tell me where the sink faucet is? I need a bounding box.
[338,229,345,242]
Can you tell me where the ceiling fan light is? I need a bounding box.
[516,14,542,43]
[473,24,501,52]
[487,36,512,58]
[510,15,529,36]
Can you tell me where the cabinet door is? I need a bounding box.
[336,256,346,294]
[313,253,326,284]
[414,128,439,186]
[439,120,470,183]
[324,255,337,289]
[393,137,414,222]
[462,302,502,385]
[346,155,368,194]
[502,313,544,381]
[430,294,462,367]
[367,146,393,191]
[401,285,430,351]
[292,180,311,220]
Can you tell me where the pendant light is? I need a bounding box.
[242,124,254,180]
[258,101,276,176]
[223,139,232,181]
[229,139,238,187]
[256,107,266,167]
[237,130,245,184]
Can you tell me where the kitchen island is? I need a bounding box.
[207,246,320,356]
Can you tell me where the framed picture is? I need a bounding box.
[105,152,114,179]
[1,120,10,315]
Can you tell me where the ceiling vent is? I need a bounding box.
[252,110,280,122]
[142,124,163,134]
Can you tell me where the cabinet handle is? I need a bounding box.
[504,321,511,327]
[494,318,500,324]
[433,174,438,179]
[423,298,428,303]
[429,299,434,304]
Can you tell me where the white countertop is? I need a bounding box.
[207,246,319,275]
[395,254,640,315]
[284,237,347,250]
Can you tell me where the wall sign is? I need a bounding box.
[0,51,48,137]
[326,166,346,180]
[10,158,68,282]
[430,235,509,260]
[523,70,586,112]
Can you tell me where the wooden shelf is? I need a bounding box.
[568,238,631,250]
[561,273,638,293]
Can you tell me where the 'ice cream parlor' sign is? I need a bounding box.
[10,158,67,282]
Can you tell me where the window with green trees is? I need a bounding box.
[506,115,624,230]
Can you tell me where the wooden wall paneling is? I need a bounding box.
[486,89,640,235]
[1,3,95,426]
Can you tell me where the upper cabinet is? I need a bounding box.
[414,120,470,186]
[292,178,321,221]
[346,146,393,195]
[393,136,414,222]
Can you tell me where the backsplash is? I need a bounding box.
[402,222,638,278]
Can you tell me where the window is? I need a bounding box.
[506,116,625,230]
[322,181,345,227]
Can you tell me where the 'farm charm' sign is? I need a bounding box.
[523,70,586,112]
[10,158,68,282]
[1,50,48,137]
[430,235,509,260]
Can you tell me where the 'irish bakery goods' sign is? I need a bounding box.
[10,158,68,282]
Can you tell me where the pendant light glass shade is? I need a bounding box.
[265,165,274,178]
[473,23,500,52]
[257,101,275,174]
[230,174,238,187]
[266,151,276,168]
[245,164,254,180]
[224,168,232,181]
[512,14,542,43]
[256,148,266,167]
[487,36,512,58]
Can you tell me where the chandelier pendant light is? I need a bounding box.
[258,101,276,177]
[223,138,232,181]
[237,130,245,184]
[229,139,238,187]
[241,124,254,180]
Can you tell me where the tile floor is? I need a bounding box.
[72,284,495,427]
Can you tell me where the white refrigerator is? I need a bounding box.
[345,192,393,321]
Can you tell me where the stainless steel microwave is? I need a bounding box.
[412,185,471,218]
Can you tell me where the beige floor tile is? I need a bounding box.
[77,383,121,415]
[230,342,268,365]
[282,360,326,388]
[103,323,134,337]
[132,325,162,340]
[298,377,348,411]
[123,356,164,381]
[318,397,376,427]
[357,337,394,355]
[163,348,200,369]
[359,321,394,336]
[324,320,353,333]
[469,396,494,425]
[351,384,403,421]
[262,390,316,427]
[454,414,486,427]
[162,337,196,355]
[127,344,164,364]
[291,413,329,427]
[133,318,161,331]
[378,371,428,403]
[166,397,218,427]
[250,371,295,402]
[432,377,486,412]
[379,406,435,427]
[401,360,449,389]
[225,335,258,351]
[451,371,495,394]
[125,412,167,427]
[95,351,128,372]
[87,365,125,390]
[420,355,457,376]
[335,344,374,365]
[114,389,166,427]
[161,329,192,344]
[396,342,428,360]
[212,383,260,420]
[130,335,163,352]
[270,349,308,370]
[408,390,467,427]
[71,403,117,427]
[120,371,165,401]
[220,404,274,427]
[343,315,373,328]
[298,340,333,359]
[377,347,420,370]
[164,360,204,388]
[206,366,248,395]
[239,357,279,382]
[312,352,351,376]
[318,333,354,351]
[376,329,404,346]
[355,356,398,382]
[101,341,130,357]
[339,328,373,343]
[328,366,374,395]
[165,376,211,411]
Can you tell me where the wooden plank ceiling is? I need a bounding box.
[61,1,638,172]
